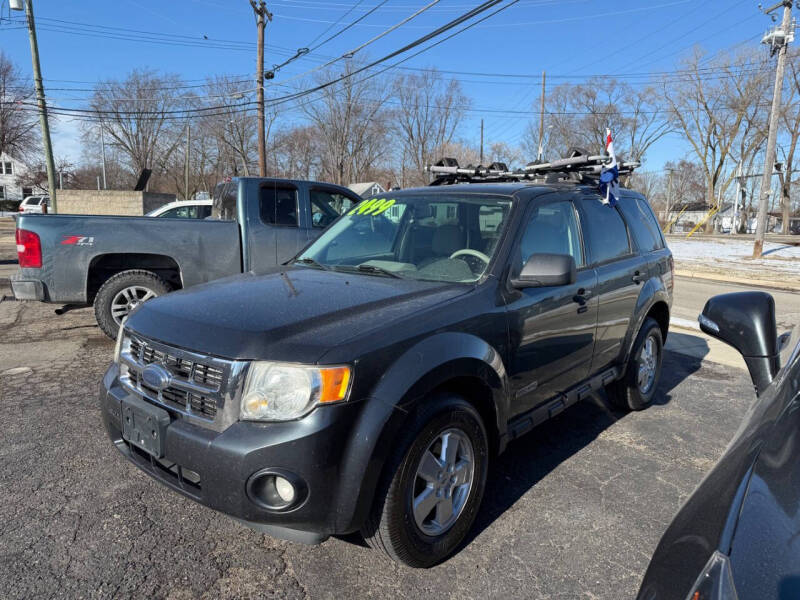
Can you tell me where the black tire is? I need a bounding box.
[362,394,489,568]
[606,317,664,411]
[94,269,170,339]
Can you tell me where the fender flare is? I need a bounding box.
[621,278,671,369]
[333,331,509,533]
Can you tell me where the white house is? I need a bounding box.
[0,152,32,203]
[347,182,387,198]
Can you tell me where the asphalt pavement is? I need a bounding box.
[0,286,754,599]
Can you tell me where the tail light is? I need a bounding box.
[18,205,25,212]
[16,228,42,268]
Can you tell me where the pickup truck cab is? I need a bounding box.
[100,178,673,567]
[11,178,361,337]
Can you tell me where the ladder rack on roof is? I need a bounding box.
[425,151,640,186]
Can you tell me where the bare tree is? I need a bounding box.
[777,55,800,233]
[0,52,39,160]
[522,78,669,163]
[300,61,392,186]
[272,125,319,179]
[663,49,769,222]
[393,70,471,186]
[84,69,187,186]
[487,141,524,168]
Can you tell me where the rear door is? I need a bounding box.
[505,193,598,416]
[575,195,643,371]
[246,182,306,271]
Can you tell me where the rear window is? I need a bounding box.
[618,197,664,252]
[260,185,298,227]
[212,182,237,220]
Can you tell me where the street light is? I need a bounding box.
[11,0,57,212]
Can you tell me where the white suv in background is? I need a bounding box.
[19,196,50,214]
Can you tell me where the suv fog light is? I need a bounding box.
[246,469,307,511]
[274,476,295,504]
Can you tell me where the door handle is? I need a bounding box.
[632,270,643,284]
[573,288,592,312]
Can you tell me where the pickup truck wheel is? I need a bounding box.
[94,270,170,339]
[362,395,488,568]
[606,317,663,411]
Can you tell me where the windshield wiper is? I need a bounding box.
[293,257,330,271]
[354,264,403,279]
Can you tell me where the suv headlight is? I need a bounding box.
[685,551,739,600]
[240,362,351,422]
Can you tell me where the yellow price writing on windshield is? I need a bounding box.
[348,198,395,216]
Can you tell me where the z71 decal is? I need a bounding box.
[61,235,95,246]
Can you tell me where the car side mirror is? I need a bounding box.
[512,253,576,289]
[699,291,779,395]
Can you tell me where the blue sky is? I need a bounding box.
[0,0,771,171]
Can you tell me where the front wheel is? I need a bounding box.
[607,317,664,411]
[94,269,170,339]
[362,395,489,568]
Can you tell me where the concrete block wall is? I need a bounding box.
[56,190,176,216]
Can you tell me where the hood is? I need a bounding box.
[125,267,470,361]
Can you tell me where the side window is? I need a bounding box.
[310,189,356,228]
[260,186,298,227]
[212,182,237,221]
[22,187,33,197]
[618,197,663,252]
[0,186,4,200]
[3,162,12,175]
[159,207,181,218]
[513,200,583,275]
[161,206,197,218]
[578,199,631,264]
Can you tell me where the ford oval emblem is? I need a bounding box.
[141,364,171,391]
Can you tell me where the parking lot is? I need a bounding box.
[0,216,767,599]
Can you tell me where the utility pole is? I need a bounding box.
[537,71,546,161]
[184,123,191,200]
[665,167,674,232]
[480,119,484,164]
[12,0,57,212]
[100,125,107,189]
[250,0,271,177]
[754,0,794,257]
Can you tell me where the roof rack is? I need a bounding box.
[425,150,640,186]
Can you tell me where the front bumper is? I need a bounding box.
[100,365,362,544]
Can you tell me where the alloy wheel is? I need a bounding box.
[411,428,474,536]
[110,286,157,325]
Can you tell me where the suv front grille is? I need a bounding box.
[119,332,246,430]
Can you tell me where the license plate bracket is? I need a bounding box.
[121,395,170,458]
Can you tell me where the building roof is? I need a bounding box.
[348,182,386,197]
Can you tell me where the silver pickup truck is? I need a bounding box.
[11,177,361,337]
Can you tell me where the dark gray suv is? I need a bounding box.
[100,179,673,567]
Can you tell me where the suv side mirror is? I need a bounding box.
[699,291,779,394]
[512,253,576,289]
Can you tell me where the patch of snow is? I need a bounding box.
[668,238,800,278]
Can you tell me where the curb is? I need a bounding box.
[675,269,800,292]
[670,317,700,332]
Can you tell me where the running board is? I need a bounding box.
[506,366,621,442]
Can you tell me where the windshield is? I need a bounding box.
[297,194,512,283]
